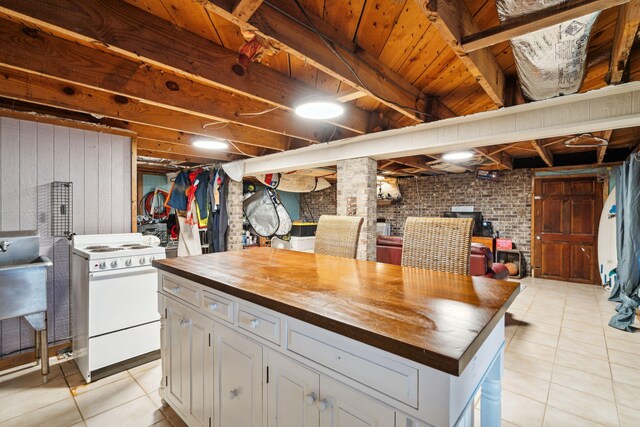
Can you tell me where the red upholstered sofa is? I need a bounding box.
[376,236,509,279]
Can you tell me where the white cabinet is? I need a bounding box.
[213,324,263,427]
[162,296,213,427]
[320,377,395,427]
[266,350,321,427]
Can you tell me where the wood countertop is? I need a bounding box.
[153,248,520,376]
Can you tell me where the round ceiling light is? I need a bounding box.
[294,100,344,120]
[442,151,475,162]
[192,138,229,150]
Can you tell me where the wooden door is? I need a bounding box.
[187,308,214,427]
[320,377,395,427]
[214,324,263,427]
[266,350,321,427]
[533,177,603,284]
[164,297,190,416]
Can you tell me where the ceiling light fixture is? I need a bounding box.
[442,151,475,162]
[192,137,229,150]
[294,99,344,120]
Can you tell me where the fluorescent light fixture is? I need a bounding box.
[192,138,229,150]
[442,151,474,162]
[294,100,344,120]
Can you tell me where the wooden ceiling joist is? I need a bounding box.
[473,146,513,170]
[0,67,277,155]
[531,140,554,167]
[462,0,630,53]
[231,0,264,21]
[0,0,369,135]
[416,0,507,107]
[598,129,613,163]
[202,0,430,122]
[137,138,237,161]
[137,149,223,165]
[608,0,640,84]
[0,18,338,144]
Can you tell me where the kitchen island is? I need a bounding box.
[153,248,520,427]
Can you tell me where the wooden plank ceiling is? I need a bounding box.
[0,0,638,175]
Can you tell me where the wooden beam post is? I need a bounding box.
[231,0,264,21]
[474,146,513,169]
[417,0,507,107]
[462,0,629,53]
[597,129,613,163]
[608,0,640,84]
[531,140,554,167]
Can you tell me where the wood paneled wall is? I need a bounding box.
[0,117,131,357]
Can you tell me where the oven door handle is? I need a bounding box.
[89,266,157,280]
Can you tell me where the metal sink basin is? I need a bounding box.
[0,231,52,375]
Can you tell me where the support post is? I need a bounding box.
[39,329,49,375]
[226,179,244,251]
[481,350,504,426]
[336,158,377,261]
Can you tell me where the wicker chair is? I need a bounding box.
[314,215,364,259]
[401,217,474,275]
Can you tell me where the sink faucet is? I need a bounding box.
[0,241,11,252]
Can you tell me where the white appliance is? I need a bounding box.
[271,236,315,253]
[71,233,166,383]
[377,222,391,236]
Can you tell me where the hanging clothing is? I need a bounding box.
[166,169,210,220]
[165,170,190,211]
[608,156,640,331]
[207,170,230,253]
[177,201,202,257]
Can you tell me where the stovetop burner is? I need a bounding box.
[90,247,125,253]
[124,245,152,250]
[85,245,110,250]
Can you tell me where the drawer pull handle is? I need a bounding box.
[209,303,218,311]
[229,389,239,399]
[305,392,317,405]
[250,319,260,328]
[317,398,332,412]
[172,286,181,293]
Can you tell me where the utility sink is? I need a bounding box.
[0,231,52,375]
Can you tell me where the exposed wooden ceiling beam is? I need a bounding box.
[462,0,629,53]
[0,67,281,154]
[0,18,339,144]
[598,129,613,163]
[137,149,224,165]
[391,156,446,174]
[608,0,640,84]
[474,146,513,169]
[202,0,429,122]
[231,0,264,21]
[417,0,506,107]
[335,90,367,103]
[0,0,369,134]
[137,138,237,161]
[531,140,554,167]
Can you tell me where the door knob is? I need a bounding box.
[317,398,332,412]
[209,303,218,311]
[250,319,260,328]
[229,389,239,399]
[305,392,317,405]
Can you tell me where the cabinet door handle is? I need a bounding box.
[305,392,317,405]
[209,303,218,311]
[179,318,189,327]
[229,389,239,399]
[317,398,332,412]
[250,319,260,328]
[172,286,181,293]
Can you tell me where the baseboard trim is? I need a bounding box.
[0,342,70,372]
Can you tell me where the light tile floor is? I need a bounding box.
[0,276,638,426]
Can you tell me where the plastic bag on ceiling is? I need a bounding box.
[496,0,600,101]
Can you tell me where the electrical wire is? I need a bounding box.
[236,106,280,117]
[285,0,435,120]
[202,121,229,130]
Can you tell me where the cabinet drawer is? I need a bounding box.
[162,275,200,308]
[287,328,418,408]
[203,291,234,323]
[237,306,281,345]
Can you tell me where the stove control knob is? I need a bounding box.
[125,259,132,267]
[111,260,118,268]
[139,257,146,265]
[149,256,155,263]
[99,261,106,269]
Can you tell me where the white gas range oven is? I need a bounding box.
[71,233,166,383]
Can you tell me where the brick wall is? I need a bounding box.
[226,178,244,251]
[301,169,533,272]
[336,158,377,261]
